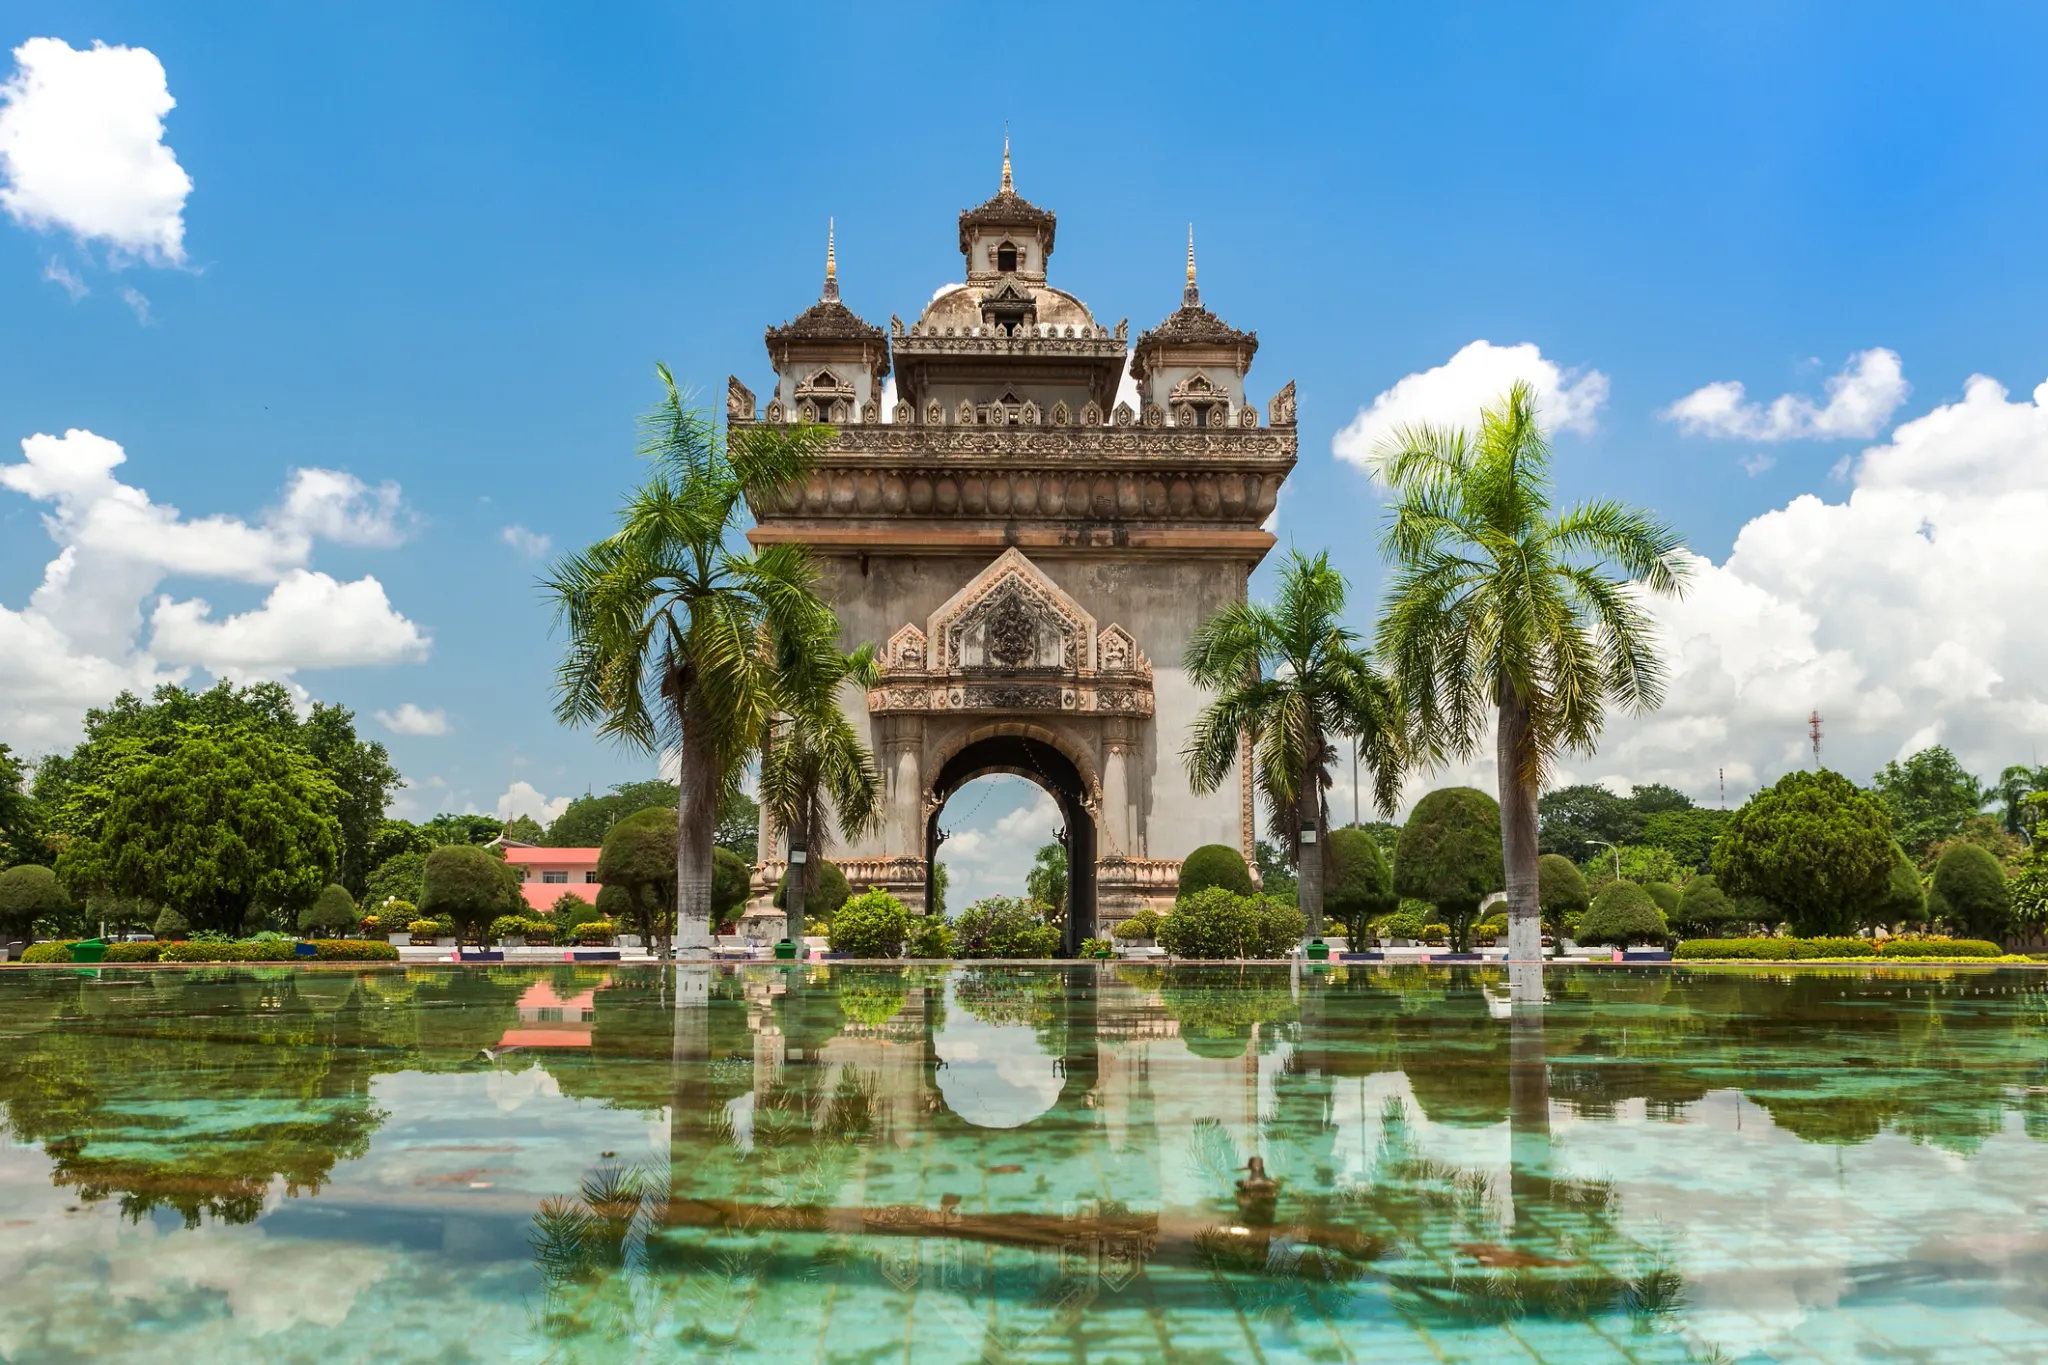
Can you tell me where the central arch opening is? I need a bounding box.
[926,734,1096,953]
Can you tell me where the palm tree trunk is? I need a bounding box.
[673,688,717,960]
[1297,756,1325,943]
[1496,688,1542,963]
[788,800,813,930]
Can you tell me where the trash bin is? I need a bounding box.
[773,939,797,961]
[294,942,319,958]
[70,939,107,964]
[1306,940,1330,962]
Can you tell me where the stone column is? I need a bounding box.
[880,717,924,857]
[1100,720,1136,858]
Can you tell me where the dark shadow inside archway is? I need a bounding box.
[926,735,1095,953]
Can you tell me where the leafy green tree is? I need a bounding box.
[1392,787,1504,952]
[152,907,190,941]
[1325,827,1397,945]
[1585,842,1684,891]
[1873,746,1990,861]
[1994,764,2048,839]
[597,806,678,949]
[1577,882,1667,947]
[1157,887,1305,959]
[1537,853,1589,932]
[501,815,545,844]
[1025,841,1069,920]
[715,789,761,858]
[1536,783,1638,856]
[1640,807,1733,871]
[55,725,341,934]
[1347,820,1404,862]
[929,861,949,918]
[775,858,850,927]
[828,889,910,958]
[366,819,433,867]
[547,369,835,955]
[0,742,40,867]
[32,682,398,896]
[541,779,677,847]
[363,850,427,911]
[419,844,521,938]
[0,864,67,938]
[419,813,503,846]
[1713,770,1896,937]
[1177,844,1255,899]
[1642,881,1681,917]
[1376,382,1688,960]
[1182,549,1404,941]
[759,646,884,922]
[952,897,1060,958]
[1928,843,2009,939]
[300,884,357,936]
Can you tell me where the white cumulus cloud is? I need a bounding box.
[0,428,428,751]
[150,569,429,675]
[1662,348,1909,442]
[496,780,571,826]
[500,523,551,559]
[0,38,191,264]
[1332,340,1610,470]
[375,702,448,736]
[1591,366,2048,799]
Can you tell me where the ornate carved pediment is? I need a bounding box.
[727,375,756,422]
[1267,379,1297,427]
[867,548,1153,717]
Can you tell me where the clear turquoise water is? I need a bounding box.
[1,962,2045,1363]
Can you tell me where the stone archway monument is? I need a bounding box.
[734,149,1296,947]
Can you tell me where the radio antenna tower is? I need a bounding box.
[1808,710,1824,769]
[1719,766,1726,809]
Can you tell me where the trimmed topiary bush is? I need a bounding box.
[20,941,77,963]
[906,916,956,959]
[1325,827,1397,945]
[1674,875,1742,934]
[1377,908,1428,942]
[1113,908,1164,940]
[300,884,357,937]
[712,847,753,921]
[1642,881,1681,917]
[1928,843,2009,939]
[954,897,1060,958]
[153,907,190,941]
[830,889,911,958]
[574,919,617,945]
[1394,787,1504,951]
[776,859,851,923]
[1577,882,1669,947]
[0,864,69,937]
[421,844,522,936]
[1176,844,1255,900]
[488,914,530,940]
[1156,887,1305,959]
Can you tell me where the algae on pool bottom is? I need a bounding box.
[0,962,2044,1363]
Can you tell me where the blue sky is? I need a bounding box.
[6,4,2048,898]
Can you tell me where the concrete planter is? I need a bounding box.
[497,937,526,948]
[387,933,410,946]
[434,936,458,948]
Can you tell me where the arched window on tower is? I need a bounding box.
[996,241,1018,273]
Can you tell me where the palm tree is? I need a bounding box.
[1183,549,1404,941]
[547,366,837,957]
[1375,381,1688,962]
[757,644,886,920]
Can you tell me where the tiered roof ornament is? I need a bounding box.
[1133,225,1258,361]
[765,219,889,352]
[958,135,1057,276]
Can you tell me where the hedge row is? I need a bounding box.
[1674,936,2004,961]
[15,939,399,964]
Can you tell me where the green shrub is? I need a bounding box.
[1325,828,1396,942]
[488,915,530,940]
[0,864,70,935]
[776,860,851,923]
[103,942,161,962]
[954,897,1061,958]
[1080,936,1113,958]
[1643,881,1681,917]
[713,847,753,921]
[1577,882,1669,947]
[1473,915,1509,940]
[1674,875,1742,934]
[1113,908,1164,940]
[420,844,522,935]
[574,919,617,945]
[1176,844,1255,900]
[20,941,77,963]
[158,941,282,962]
[906,916,956,959]
[1393,787,1504,950]
[153,907,190,941]
[1421,922,1451,943]
[1537,854,1590,928]
[1377,909,1428,941]
[408,918,440,936]
[308,938,400,961]
[1157,887,1305,959]
[829,889,911,958]
[1672,937,1877,960]
[1879,936,2001,959]
[521,917,555,944]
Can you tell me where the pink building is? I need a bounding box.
[497,842,603,914]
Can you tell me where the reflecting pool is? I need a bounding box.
[2,963,2046,1363]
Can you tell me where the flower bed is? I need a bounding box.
[17,938,398,964]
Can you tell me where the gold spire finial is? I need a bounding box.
[1186,224,1196,284]
[1183,223,1200,307]
[826,217,836,280]
[1001,130,1013,193]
